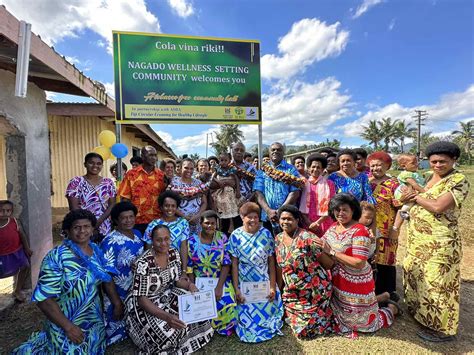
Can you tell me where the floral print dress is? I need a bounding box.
[100,229,145,345]
[187,231,237,335]
[275,229,338,338]
[403,172,469,336]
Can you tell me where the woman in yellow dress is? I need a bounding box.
[402,142,470,342]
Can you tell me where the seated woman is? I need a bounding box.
[299,153,336,236]
[328,149,376,204]
[125,225,213,354]
[187,210,237,336]
[320,194,400,335]
[144,190,190,267]
[275,204,338,338]
[100,201,145,345]
[229,202,283,343]
[14,210,122,354]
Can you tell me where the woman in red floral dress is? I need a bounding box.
[275,205,338,338]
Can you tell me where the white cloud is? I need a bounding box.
[341,84,474,137]
[104,82,115,99]
[388,18,396,31]
[261,18,349,80]
[167,0,194,18]
[2,0,160,53]
[353,0,383,19]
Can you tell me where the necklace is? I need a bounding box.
[229,163,255,180]
[261,163,305,188]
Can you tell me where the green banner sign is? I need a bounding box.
[113,31,261,124]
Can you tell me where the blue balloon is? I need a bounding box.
[111,143,128,159]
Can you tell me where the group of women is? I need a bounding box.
[13,141,469,354]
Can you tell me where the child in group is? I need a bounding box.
[359,202,400,306]
[0,200,32,302]
[393,154,426,228]
[210,152,241,234]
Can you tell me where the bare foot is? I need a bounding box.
[13,292,26,303]
[376,291,390,303]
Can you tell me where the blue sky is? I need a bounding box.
[3,0,473,157]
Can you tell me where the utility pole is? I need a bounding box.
[413,110,428,159]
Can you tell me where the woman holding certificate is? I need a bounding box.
[275,205,338,338]
[125,224,214,354]
[229,202,284,343]
[187,210,237,336]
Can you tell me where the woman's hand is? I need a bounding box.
[321,241,332,254]
[267,288,276,302]
[235,289,246,304]
[112,301,124,321]
[309,221,321,233]
[64,324,85,344]
[215,285,224,301]
[188,283,199,293]
[165,313,187,329]
[399,186,418,203]
[389,228,400,240]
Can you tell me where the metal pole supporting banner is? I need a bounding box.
[115,123,122,181]
[258,124,263,166]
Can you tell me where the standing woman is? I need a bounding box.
[144,191,190,267]
[14,210,122,354]
[299,153,336,236]
[321,194,399,335]
[187,210,237,336]
[403,142,470,342]
[100,201,145,345]
[229,202,283,343]
[66,152,116,242]
[168,158,208,234]
[159,159,176,183]
[275,205,338,338]
[328,149,376,204]
[367,152,401,298]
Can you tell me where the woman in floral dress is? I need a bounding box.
[66,152,116,242]
[367,151,401,297]
[275,204,338,338]
[402,142,470,342]
[187,210,237,335]
[321,194,400,335]
[229,202,283,343]
[100,201,145,345]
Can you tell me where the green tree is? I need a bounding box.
[189,153,200,162]
[378,117,399,151]
[452,120,473,165]
[360,120,383,150]
[210,124,244,155]
[393,120,416,153]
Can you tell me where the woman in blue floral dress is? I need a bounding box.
[13,210,122,354]
[100,201,145,345]
[229,202,284,343]
[144,190,190,266]
[187,210,237,335]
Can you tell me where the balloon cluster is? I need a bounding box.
[93,130,129,160]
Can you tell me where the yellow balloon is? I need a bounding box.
[98,130,116,148]
[93,145,111,160]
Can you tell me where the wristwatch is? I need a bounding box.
[329,249,336,257]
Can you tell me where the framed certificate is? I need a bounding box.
[178,291,218,324]
[240,281,270,304]
[195,277,219,292]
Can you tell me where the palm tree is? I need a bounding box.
[394,120,416,153]
[189,153,200,162]
[378,117,399,151]
[210,124,244,155]
[452,120,473,164]
[360,120,383,150]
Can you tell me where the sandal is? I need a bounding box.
[417,329,456,342]
[386,299,403,316]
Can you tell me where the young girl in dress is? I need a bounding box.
[0,200,32,302]
[210,152,241,234]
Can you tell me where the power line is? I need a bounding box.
[412,110,428,158]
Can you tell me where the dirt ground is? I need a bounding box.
[1,168,473,354]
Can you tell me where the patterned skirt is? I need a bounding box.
[125,287,214,354]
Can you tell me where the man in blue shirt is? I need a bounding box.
[254,142,301,235]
